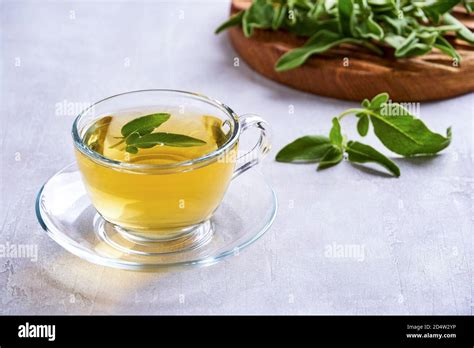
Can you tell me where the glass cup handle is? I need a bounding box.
[232,114,271,179]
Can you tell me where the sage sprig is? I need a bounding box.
[275,92,452,177]
[110,113,206,154]
[216,0,474,71]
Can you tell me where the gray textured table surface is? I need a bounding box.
[1,0,473,315]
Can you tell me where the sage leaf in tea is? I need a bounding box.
[108,112,207,154]
[125,145,138,154]
[131,132,207,148]
[121,113,171,137]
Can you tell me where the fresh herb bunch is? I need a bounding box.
[275,92,451,177]
[110,113,206,154]
[216,0,474,71]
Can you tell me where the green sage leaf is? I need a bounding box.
[395,31,419,57]
[130,132,207,148]
[272,4,287,30]
[357,114,370,136]
[444,13,474,44]
[125,145,138,154]
[125,132,140,145]
[338,0,354,37]
[215,11,244,34]
[356,13,384,40]
[361,99,371,108]
[384,33,406,50]
[346,140,400,177]
[369,92,389,110]
[317,146,343,170]
[370,105,451,156]
[434,36,461,62]
[276,135,332,162]
[329,117,343,146]
[242,0,274,37]
[275,30,363,71]
[465,0,473,13]
[121,113,170,137]
[424,0,461,18]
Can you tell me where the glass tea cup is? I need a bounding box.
[72,90,271,245]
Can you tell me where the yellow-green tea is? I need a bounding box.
[76,109,237,238]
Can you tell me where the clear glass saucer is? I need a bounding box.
[35,163,277,270]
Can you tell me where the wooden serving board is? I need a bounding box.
[228,0,474,102]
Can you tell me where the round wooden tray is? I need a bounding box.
[228,0,474,101]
